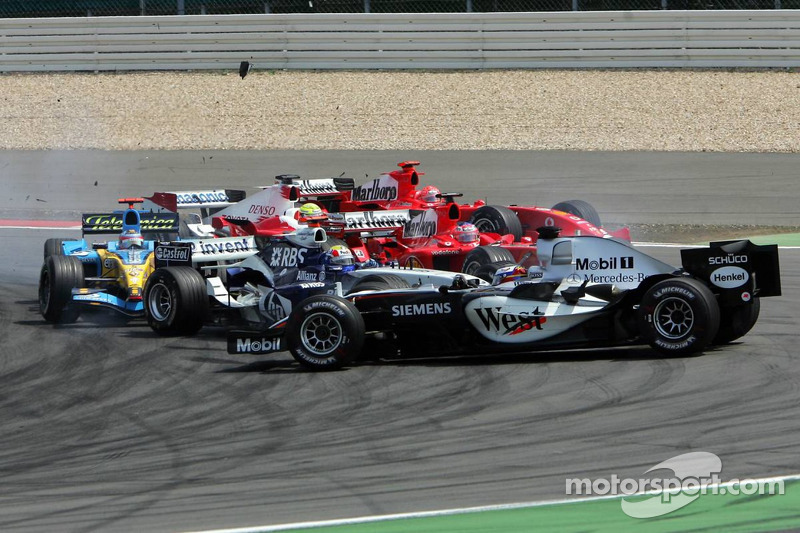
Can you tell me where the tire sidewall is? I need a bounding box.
[144,271,179,330]
[287,297,363,370]
[639,279,718,354]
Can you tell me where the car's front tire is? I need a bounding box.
[286,295,365,371]
[39,255,84,323]
[469,205,523,240]
[144,267,208,335]
[461,246,515,277]
[551,199,602,228]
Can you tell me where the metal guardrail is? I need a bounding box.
[0,0,792,16]
[1,11,799,71]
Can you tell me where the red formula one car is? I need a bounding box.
[294,161,630,277]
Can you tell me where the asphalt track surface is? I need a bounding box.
[1,151,799,532]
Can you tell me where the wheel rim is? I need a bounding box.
[472,217,497,233]
[148,282,173,322]
[300,312,343,357]
[654,297,694,339]
[462,259,481,276]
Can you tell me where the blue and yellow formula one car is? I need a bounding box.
[39,198,179,323]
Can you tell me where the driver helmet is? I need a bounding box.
[298,203,327,225]
[324,245,355,272]
[495,265,527,285]
[454,222,479,244]
[119,228,144,249]
[417,185,441,206]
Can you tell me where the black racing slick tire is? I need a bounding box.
[638,277,720,356]
[714,298,761,345]
[461,246,515,277]
[473,260,517,284]
[348,274,410,294]
[39,255,85,323]
[551,200,602,228]
[286,295,365,371]
[144,267,208,335]
[43,238,75,259]
[469,205,524,241]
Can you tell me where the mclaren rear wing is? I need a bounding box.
[681,240,781,306]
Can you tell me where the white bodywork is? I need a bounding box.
[528,236,675,290]
[465,283,606,344]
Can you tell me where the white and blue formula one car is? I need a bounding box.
[141,226,483,353]
[217,226,780,370]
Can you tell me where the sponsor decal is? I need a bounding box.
[432,249,460,256]
[259,291,292,323]
[391,302,452,317]
[176,190,230,205]
[742,291,751,302]
[234,336,282,353]
[529,271,544,279]
[297,179,337,195]
[299,282,326,289]
[82,213,177,233]
[710,266,749,289]
[352,175,398,202]
[296,271,317,281]
[584,272,648,284]
[103,258,116,268]
[354,249,366,258]
[155,244,191,262]
[270,246,307,267]
[248,204,277,216]
[336,210,411,230]
[708,254,748,265]
[653,286,695,299]
[302,300,346,317]
[474,306,547,335]
[576,256,635,270]
[404,209,438,239]
[655,336,696,350]
[193,238,252,256]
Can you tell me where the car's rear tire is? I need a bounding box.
[638,277,720,356]
[286,295,365,371]
[551,200,602,228]
[461,246,515,277]
[39,255,84,323]
[43,238,76,259]
[348,274,410,294]
[473,260,517,283]
[714,298,760,345]
[144,267,208,335]
[469,205,523,241]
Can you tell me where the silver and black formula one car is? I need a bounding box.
[222,227,780,370]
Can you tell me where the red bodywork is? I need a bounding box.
[303,161,629,270]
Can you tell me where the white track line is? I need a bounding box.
[0,225,80,230]
[183,472,800,533]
